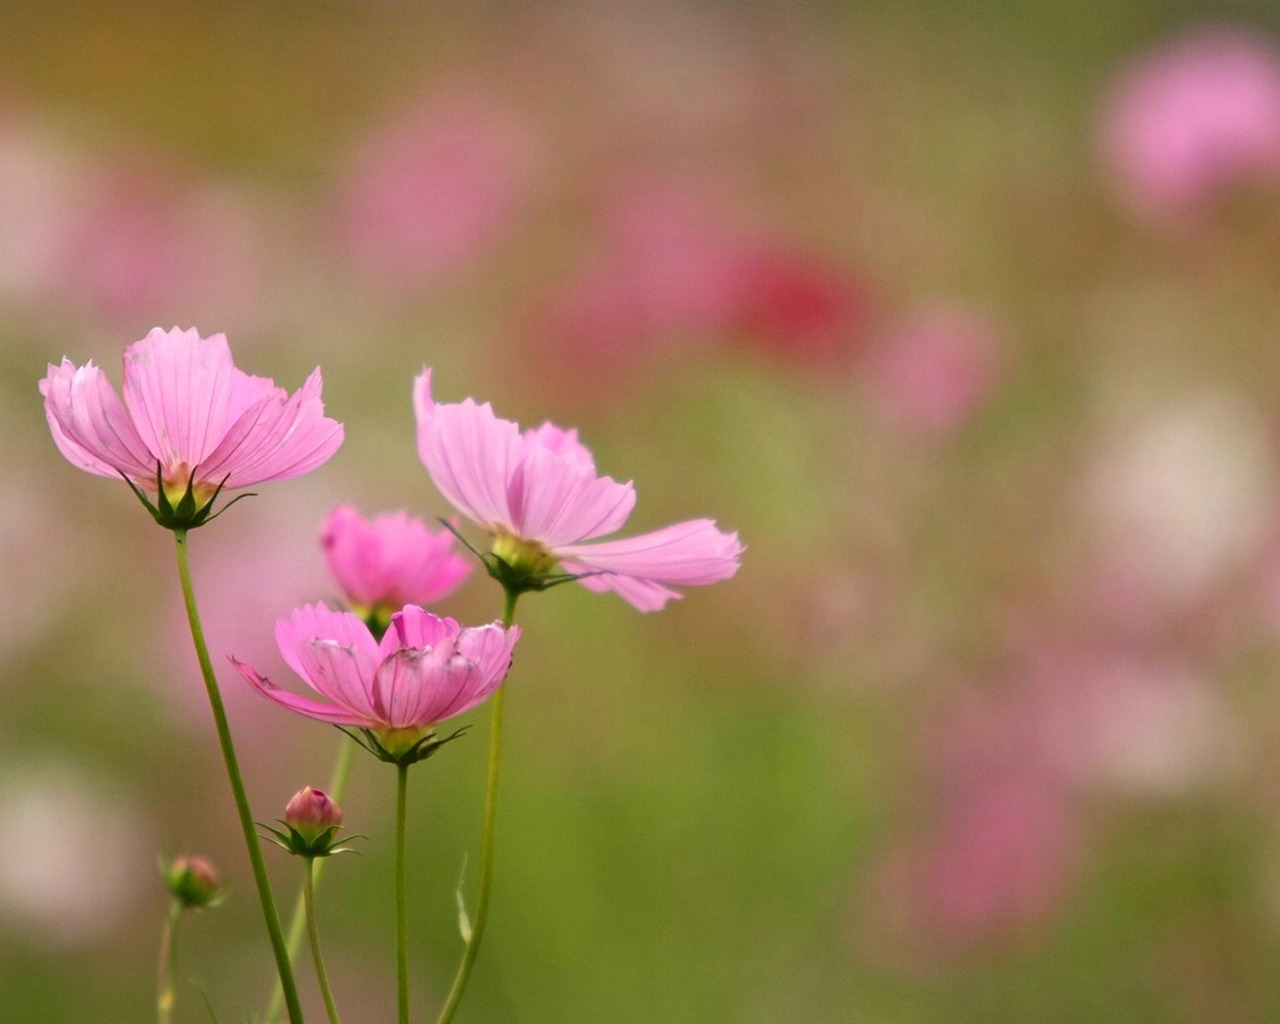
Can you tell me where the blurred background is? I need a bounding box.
[8,0,1280,1020]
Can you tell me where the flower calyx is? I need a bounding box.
[439,520,591,599]
[121,461,255,531]
[339,723,469,768]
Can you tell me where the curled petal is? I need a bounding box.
[231,657,373,726]
[40,359,155,480]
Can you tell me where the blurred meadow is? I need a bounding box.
[9,0,1280,1021]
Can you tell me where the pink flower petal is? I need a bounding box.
[506,444,636,547]
[40,359,154,480]
[556,519,743,585]
[201,368,344,488]
[120,327,238,470]
[231,657,372,726]
[414,368,520,530]
[320,506,470,609]
[275,603,380,716]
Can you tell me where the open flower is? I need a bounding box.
[39,326,343,527]
[321,505,470,627]
[233,602,519,764]
[413,368,742,611]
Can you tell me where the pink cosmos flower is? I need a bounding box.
[413,368,742,611]
[321,505,470,618]
[233,602,519,760]
[39,327,343,521]
[1099,27,1280,222]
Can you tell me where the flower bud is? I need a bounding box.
[262,786,357,858]
[163,855,221,909]
[285,787,343,845]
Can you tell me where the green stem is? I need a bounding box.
[267,736,356,1023]
[305,859,342,1024]
[157,900,183,1024]
[173,530,305,1024]
[397,762,411,1024]
[435,588,519,1024]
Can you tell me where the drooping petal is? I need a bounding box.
[414,367,521,530]
[563,566,684,612]
[556,518,742,584]
[121,327,239,470]
[40,358,156,480]
[231,657,373,726]
[506,444,636,547]
[557,519,742,610]
[199,368,344,489]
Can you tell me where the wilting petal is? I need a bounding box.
[232,657,372,726]
[40,359,154,479]
[565,568,684,612]
[120,327,238,470]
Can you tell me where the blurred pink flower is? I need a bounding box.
[1099,27,1280,222]
[54,165,264,323]
[40,327,343,510]
[335,89,542,293]
[0,127,263,323]
[526,181,869,385]
[865,777,1078,963]
[321,505,470,618]
[414,368,742,611]
[861,305,1005,439]
[728,248,869,366]
[234,602,518,759]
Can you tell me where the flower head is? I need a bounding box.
[162,855,222,909]
[321,505,470,630]
[39,327,344,528]
[413,368,742,611]
[233,602,518,765]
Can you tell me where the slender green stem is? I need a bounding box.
[267,736,356,1023]
[157,900,183,1024]
[396,762,411,1024]
[173,530,305,1024]
[435,588,520,1024]
[305,859,342,1024]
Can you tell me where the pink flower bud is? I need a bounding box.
[284,787,343,846]
[163,855,221,909]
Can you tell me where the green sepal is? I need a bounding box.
[336,723,469,768]
[436,518,601,599]
[119,461,254,531]
[258,820,365,859]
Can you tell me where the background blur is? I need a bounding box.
[8,1,1280,1021]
